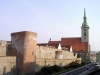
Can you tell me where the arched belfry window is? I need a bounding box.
[84,29,86,31]
[84,33,86,36]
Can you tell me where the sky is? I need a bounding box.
[0,0,100,51]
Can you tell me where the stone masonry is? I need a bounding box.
[11,31,37,74]
[0,40,6,56]
[0,57,16,75]
[10,31,80,74]
[0,40,16,75]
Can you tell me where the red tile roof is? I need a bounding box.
[61,37,88,52]
[38,37,88,52]
[61,37,81,46]
[37,43,48,46]
[48,41,60,48]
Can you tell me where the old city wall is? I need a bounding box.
[35,45,78,72]
[36,45,77,59]
[0,56,16,75]
[0,40,6,56]
[35,58,76,72]
[0,40,16,75]
[36,46,56,59]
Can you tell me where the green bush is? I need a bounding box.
[51,65,61,72]
[41,65,62,74]
[69,61,81,68]
[63,65,71,69]
[41,66,53,74]
[40,62,83,74]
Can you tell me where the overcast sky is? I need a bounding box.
[0,0,100,51]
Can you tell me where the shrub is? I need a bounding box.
[63,65,71,69]
[41,66,53,74]
[41,65,62,74]
[69,61,81,68]
[51,65,61,72]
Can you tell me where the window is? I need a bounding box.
[84,33,86,36]
[84,29,86,31]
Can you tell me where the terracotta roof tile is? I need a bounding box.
[61,37,88,52]
[48,41,60,48]
[39,37,89,52]
[37,43,48,46]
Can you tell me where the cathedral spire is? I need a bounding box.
[84,8,86,18]
[81,8,90,43]
[82,8,89,28]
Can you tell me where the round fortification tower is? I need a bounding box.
[11,31,37,74]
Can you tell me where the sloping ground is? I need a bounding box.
[88,69,100,75]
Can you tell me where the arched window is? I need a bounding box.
[84,33,86,36]
[84,29,86,31]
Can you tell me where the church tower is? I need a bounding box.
[81,8,90,42]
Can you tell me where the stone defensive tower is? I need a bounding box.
[11,31,37,74]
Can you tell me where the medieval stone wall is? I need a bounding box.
[9,31,80,74]
[36,46,56,59]
[35,58,76,72]
[35,45,77,72]
[36,45,77,59]
[0,56,16,75]
[0,40,6,56]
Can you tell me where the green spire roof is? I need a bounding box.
[82,8,89,28]
[84,8,86,18]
